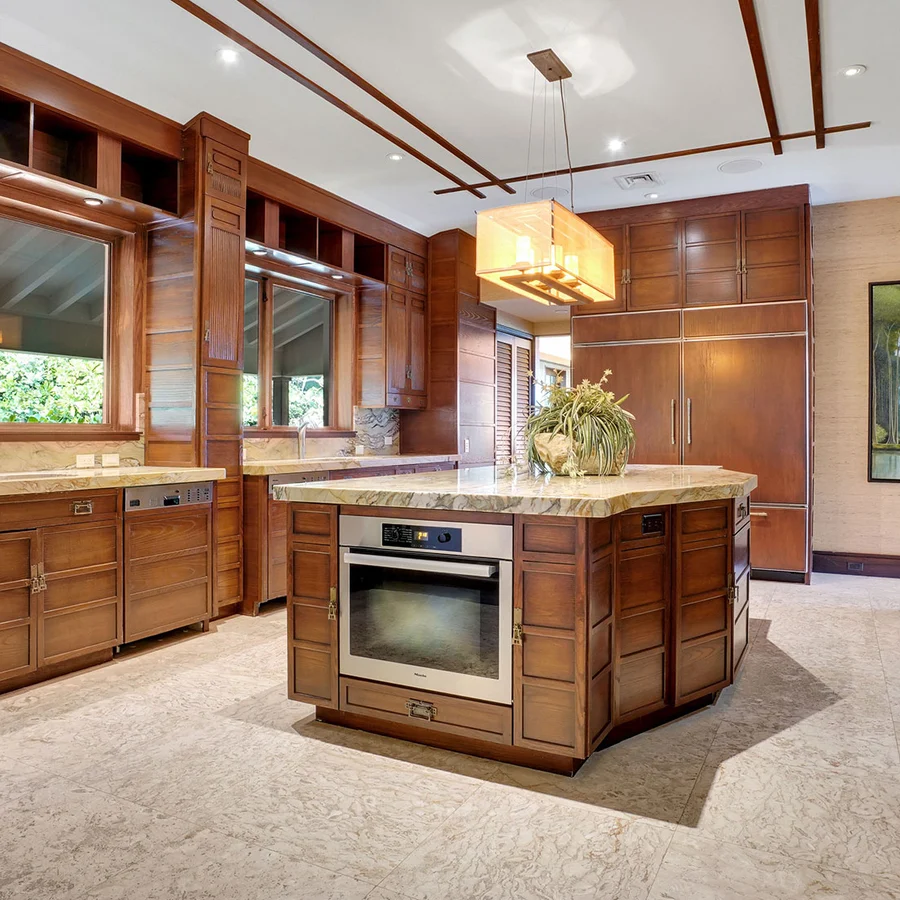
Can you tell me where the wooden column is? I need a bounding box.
[144,112,249,615]
[401,229,497,465]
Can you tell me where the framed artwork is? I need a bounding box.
[869,280,900,481]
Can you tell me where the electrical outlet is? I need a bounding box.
[101,454,120,468]
[75,454,96,468]
[464,438,470,454]
[355,445,365,456]
[384,434,394,446]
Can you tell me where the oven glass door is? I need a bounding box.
[340,549,512,704]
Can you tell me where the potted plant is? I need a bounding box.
[525,370,636,476]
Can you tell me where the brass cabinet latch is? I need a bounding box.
[406,699,437,721]
[727,573,736,605]
[30,565,40,594]
[512,607,523,646]
[327,586,337,620]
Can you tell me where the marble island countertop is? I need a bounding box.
[273,464,757,518]
[0,466,227,497]
[242,454,459,476]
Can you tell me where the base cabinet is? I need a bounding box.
[0,491,123,689]
[287,496,748,767]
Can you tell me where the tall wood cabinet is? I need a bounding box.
[573,187,812,577]
[145,114,249,613]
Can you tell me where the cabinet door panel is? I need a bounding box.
[0,531,37,681]
[627,220,681,312]
[573,342,681,465]
[387,246,409,288]
[201,197,244,367]
[749,505,808,572]
[408,293,427,395]
[683,336,807,504]
[684,213,740,307]
[408,254,427,294]
[741,207,806,303]
[385,288,409,396]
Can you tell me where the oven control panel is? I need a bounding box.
[382,523,462,553]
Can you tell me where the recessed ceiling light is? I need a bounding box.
[387,152,404,162]
[331,275,344,280]
[251,248,267,256]
[718,158,763,175]
[217,47,239,65]
[607,138,625,152]
[83,197,103,207]
[839,64,867,78]
[645,192,659,200]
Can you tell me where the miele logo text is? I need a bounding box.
[414,672,426,678]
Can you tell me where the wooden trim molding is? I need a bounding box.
[235,0,514,195]
[433,122,870,195]
[804,0,826,149]
[0,41,181,156]
[247,159,426,257]
[738,0,783,155]
[813,551,900,579]
[167,0,487,198]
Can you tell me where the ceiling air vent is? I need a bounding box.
[614,172,664,190]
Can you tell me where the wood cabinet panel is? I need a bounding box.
[0,530,36,682]
[43,569,117,613]
[386,288,409,396]
[617,653,665,717]
[680,543,729,598]
[201,197,244,368]
[741,207,806,303]
[627,220,681,311]
[519,683,577,750]
[683,336,807,504]
[42,601,119,664]
[678,636,729,699]
[681,595,729,642]
[127,582,209,642]
[749,506,808,572]
[522,634,575,682]
[520,518,578,556]
[684,213,740,307]
[288,504,338,708]
[127,549,208,595]
[125,511,209,558]
[573,342,681,465]
[572,309,681,343]
[409,294,427,395]
[572,225,626,313]
[619,548,667,610]
[520,567,576,630]
[0,491,118,530]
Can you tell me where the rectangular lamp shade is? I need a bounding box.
[475,200,616,306]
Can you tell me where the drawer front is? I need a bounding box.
[0,622,35,681]
[339,676,512,745]
[127,549,209,596]
[387,393,426,410]
[43,522,119,575]
[750,506,808,572]
[0,491,118,530]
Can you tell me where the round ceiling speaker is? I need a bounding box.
[530,185,569,200]
[717,159,763,175]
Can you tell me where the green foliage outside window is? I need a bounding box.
[0,351,104,424]
[287,375,325,428]
[242,374,259,427]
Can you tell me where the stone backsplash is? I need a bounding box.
[0,439,144,472]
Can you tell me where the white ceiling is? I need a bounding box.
[0,0,898,237]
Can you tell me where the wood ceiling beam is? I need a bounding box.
[235,0,515,195]
[168,0,487,198]
[738,0,783,155]
[804,0,826,148]
[434,121,871,195]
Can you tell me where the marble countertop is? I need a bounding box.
[242,454,459,476]
[0,466,227,497]
[273,464,757,518]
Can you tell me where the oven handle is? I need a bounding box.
[342,551,497,579]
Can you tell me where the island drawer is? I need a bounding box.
[338,676,512,745]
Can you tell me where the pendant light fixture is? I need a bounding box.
[475,49,616,307]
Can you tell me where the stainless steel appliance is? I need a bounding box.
[340,514,513,704]
[124,482,213,510]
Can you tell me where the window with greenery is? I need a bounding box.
[242,274,332,430]
[0,216,109,424]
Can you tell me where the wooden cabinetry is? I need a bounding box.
[573,187,812,576]
[0,491,122,687]
[387,245,427,293]
[357,284,428,410]
[575,187,809,314]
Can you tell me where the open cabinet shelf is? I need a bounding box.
[120,141,179,215]
[0,90,30,166]
[31,108,98,187]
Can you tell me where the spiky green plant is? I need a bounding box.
[525,370,636,476]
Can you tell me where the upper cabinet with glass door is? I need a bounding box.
[242,276,332,430]
[0,216,109,424]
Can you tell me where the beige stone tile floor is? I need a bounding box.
[1,577,899,899]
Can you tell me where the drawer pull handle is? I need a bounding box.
[749,511,769,518]
[72,500,93,516]
[406,699,437,721]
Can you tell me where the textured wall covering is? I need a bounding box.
[0,440,144,471]
[813,197,900,554]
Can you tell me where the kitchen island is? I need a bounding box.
[276,464,756,774]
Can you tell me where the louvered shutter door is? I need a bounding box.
[496,339,513,464]
[514,343,533,462]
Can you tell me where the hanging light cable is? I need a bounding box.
[475,48,616,307]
